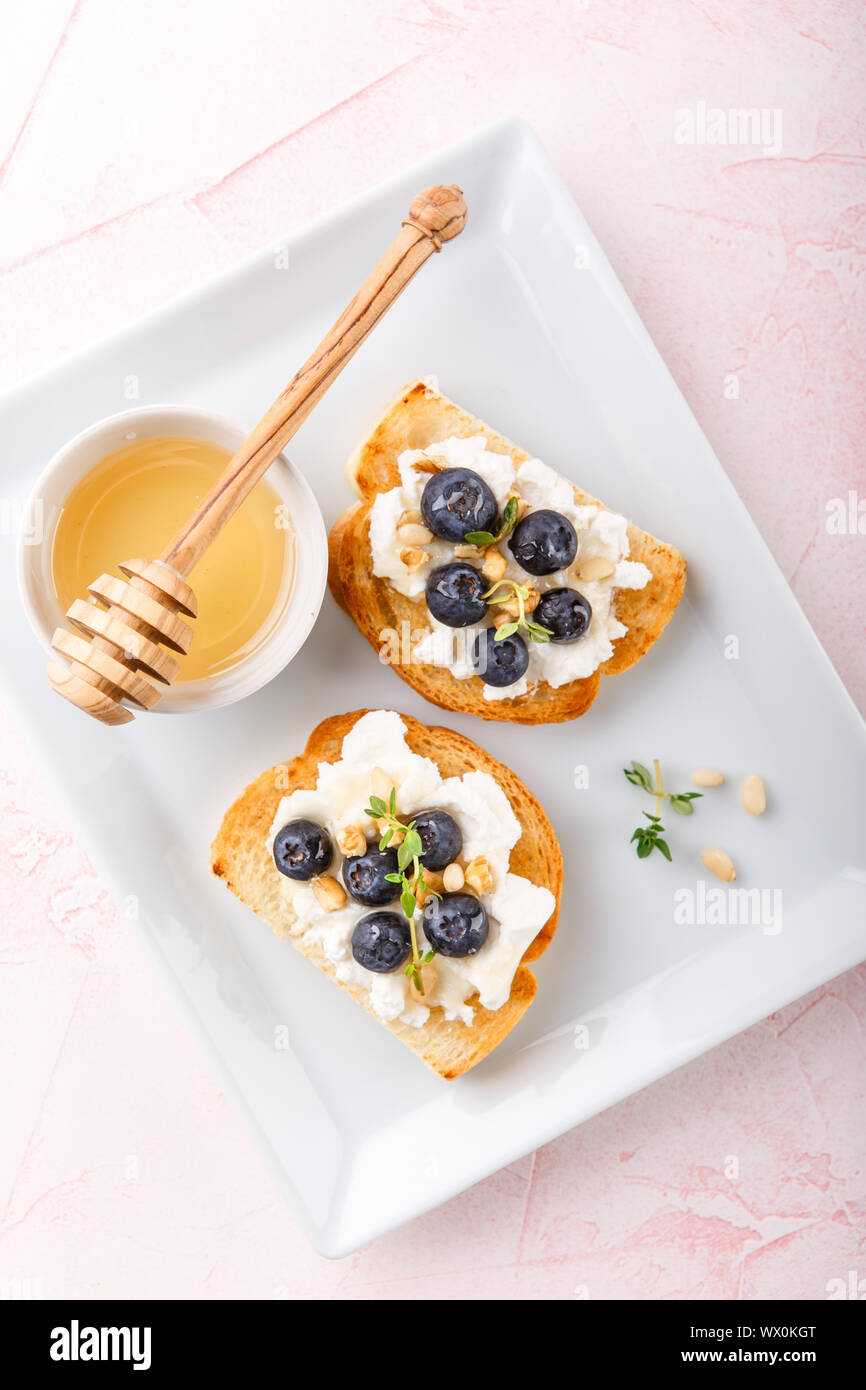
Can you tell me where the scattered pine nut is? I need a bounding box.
[442,861,465,892]
[692,769,724,788]
[397,507,422,527]
[701,849,736,882]
[741,775,766,816]
[465,855,493,895]
[573,555,615,582]
[311,876,347,911]
[396,521,433,546]
[523,585,540,614]
[454,543,482,559]
[482,547,508,582]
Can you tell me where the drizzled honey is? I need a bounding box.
[50,436,291,683]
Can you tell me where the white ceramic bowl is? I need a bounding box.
[17,405,328,714]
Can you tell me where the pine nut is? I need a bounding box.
[400,545,430,571]
[374,817,403,847]
[692,769,724,788]
[454,543,482,559]
[396,521,433,546]
[311,876,347,911]
[523,585,540,613]
[573,555,615,582]
[414,869,443,907]
[701,849,736,882]
[398,507,422,527]
[442,862,464,892]
[465,855,493,895]
[482,547,508,582]
[741,775,766,816]
[336,824,367,857]
[494,596,521,620]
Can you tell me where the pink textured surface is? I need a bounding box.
[1,0,864,1300]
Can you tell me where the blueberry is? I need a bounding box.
[351,912,412,973]
[425,562,487,628]
[422,892,489,958]
[420,467,497,542]
[410,809,463,870]
[472,627,529,687]
[534,587,592,643]
[273,819,333,881]
[342,846,400,906]
[508,509,577,576]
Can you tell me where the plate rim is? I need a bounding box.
[2,116,865,1258]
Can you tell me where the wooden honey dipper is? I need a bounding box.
[46,184,467,726]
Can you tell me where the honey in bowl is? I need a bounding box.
[50,436,292,683]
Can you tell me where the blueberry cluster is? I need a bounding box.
[272,808,490,975]
[418,467,593,687]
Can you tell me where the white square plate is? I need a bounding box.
[2,120,864,1256]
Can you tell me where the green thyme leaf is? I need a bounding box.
[494,622,519,641]
[404,828,423,859]
[401,888,417,918]
[655,838,672,861]
[630,762,654,790]
[500,496,519,534]
[389,787,396,814]
[367,795,387,817]
[397,840,413,872]
[385,872,402,883]
[465,530,495,547]
[381,826,394,845]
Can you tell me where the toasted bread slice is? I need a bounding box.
[210,710,562,1079]
[328,380,686,723]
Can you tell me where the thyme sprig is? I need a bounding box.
[623,759,702,861]
[484,578,553,643]
[364,788,438,993]
[465,495,520,549]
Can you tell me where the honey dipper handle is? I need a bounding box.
[160,184,467,575]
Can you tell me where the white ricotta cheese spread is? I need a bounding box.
[267,710,556,1028]
[368,435,651,700]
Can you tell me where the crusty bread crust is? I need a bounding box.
[210,710,563,1079]
[328,380,687,723]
